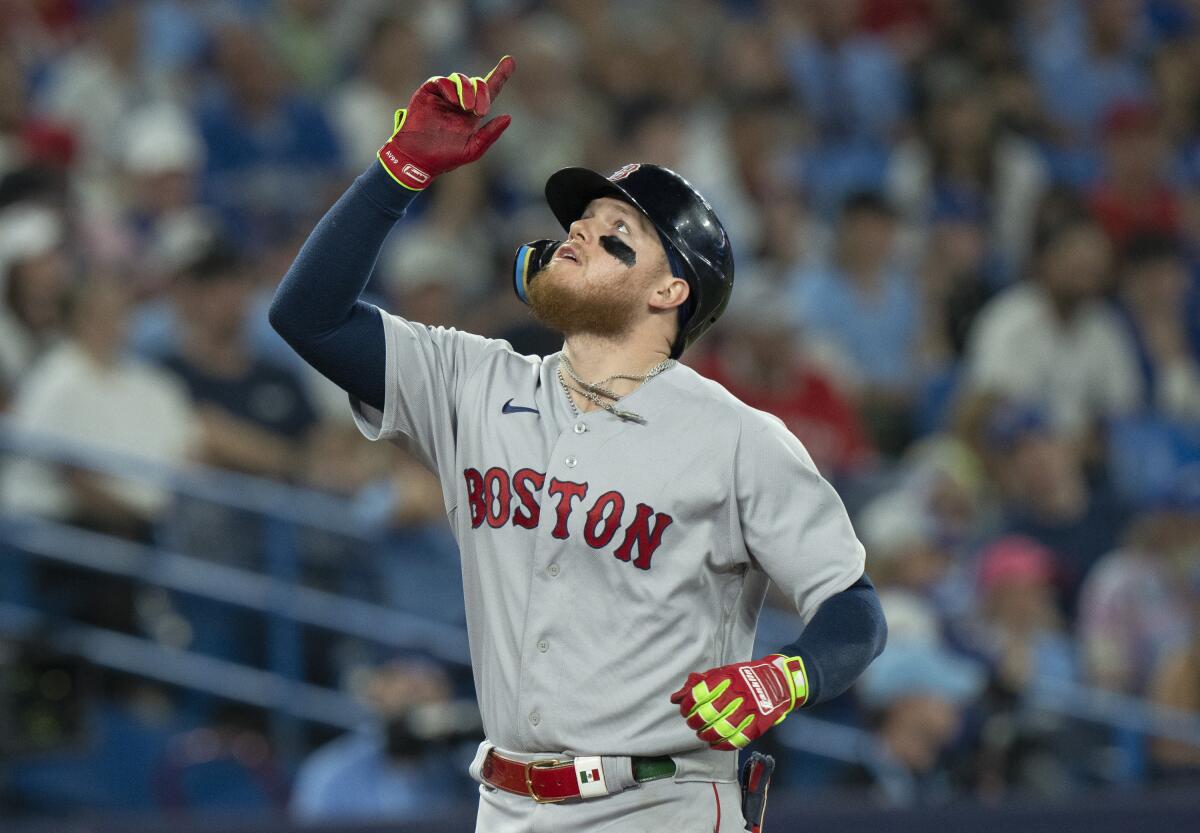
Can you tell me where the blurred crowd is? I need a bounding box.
[2,0,1200,820]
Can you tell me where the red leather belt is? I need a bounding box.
[481,749,676,803]
[482,750,581,803]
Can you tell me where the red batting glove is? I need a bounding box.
[669,654,809,751]
[377,55,515,191]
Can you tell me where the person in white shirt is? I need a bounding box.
[964,210,1140,442]
[2,276,196,540]
[0,203,72,406]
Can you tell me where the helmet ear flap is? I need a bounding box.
[512,239,563,304]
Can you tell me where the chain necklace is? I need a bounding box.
[557,354,675,424]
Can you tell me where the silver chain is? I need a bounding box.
[557,354,675,424]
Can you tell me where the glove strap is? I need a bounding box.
[377,109,433,191]
[769,654,809,717]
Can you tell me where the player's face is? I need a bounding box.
[527,197,671,338]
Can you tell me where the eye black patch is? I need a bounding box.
[600,235,637,268]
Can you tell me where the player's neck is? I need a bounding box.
[561,334,671,396]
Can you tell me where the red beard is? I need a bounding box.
[526,263,644,339]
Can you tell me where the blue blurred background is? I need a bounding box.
[1,0,1200,830]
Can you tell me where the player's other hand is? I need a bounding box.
[669,655,808,751]
[378,55,515,191]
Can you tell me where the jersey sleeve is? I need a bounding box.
[733,412,866,622]
[349,311,508,482]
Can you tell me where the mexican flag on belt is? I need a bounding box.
[579,768,601,784]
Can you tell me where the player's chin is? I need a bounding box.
[530,264,576,297]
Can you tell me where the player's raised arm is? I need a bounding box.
[268,56,516,412]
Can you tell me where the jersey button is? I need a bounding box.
[573,423,587,434]
[529,711,541,726]
[565,455,577,467]
[537,640,549,653]
[548,563,560,577]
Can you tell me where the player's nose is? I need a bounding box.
[568,218,592,244]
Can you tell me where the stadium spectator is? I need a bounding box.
[737,183,824,286]
[956,535,1083,798]
[851,608,987,803]
[961,536,1078,694]
[0,50,30,176]
[1115,234,1200,421]
[1,275,195,540]
[0,49,76,177]
[32,1,166,176]
[374,521,467,628]
[1088,102,1182,250]
[374,169,494,329]
[0,202,72,405]
[888,66,1047,279]
[267,0,342,94]
[155,240,318,668]
[291,659,474,822]
[856,489,950,600]
[1151,28,1200,151]
[790,191,921,454]
[713,17,794,108]
[693,283,874,480]
[1023,0,1152,149]
[778,0,908,178]
[329,14,428,173]
[1148,616,1200,778]
[194,19,342,249]
[911,193,996,404]
[483,13,597,208]
[897,431,994,555]
[1077,468,1200,696]
[985,402,1129,613]
[96,103,217,292]
[963,210,1140,442]
[299,425,463,628]
[158,243,317,481]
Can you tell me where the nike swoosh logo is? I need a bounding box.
[502,398,540,415]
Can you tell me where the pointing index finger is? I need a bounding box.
[484,55,516,99]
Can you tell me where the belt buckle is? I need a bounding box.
[524,758,569,804]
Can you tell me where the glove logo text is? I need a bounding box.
[401,163,430,184]
[740,665,789,713]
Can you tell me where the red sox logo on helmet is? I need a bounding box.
[608,163,641,181]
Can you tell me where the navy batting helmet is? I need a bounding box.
[517,163,735,358]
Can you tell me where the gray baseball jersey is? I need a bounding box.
[351,313,865,784]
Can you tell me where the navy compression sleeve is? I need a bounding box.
[782,573,887,707]
[269,164,420,411]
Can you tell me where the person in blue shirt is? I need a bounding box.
[290,659,476,822]
[194,20,342,249]
[780,0,907,213]
[790,191,920,453]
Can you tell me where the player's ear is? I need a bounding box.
[648,275,690,313]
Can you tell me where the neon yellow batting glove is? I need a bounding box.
[669,654,809,750]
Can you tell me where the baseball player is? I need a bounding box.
[271,56,887,832]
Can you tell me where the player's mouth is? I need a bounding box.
[555,244,581,265]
